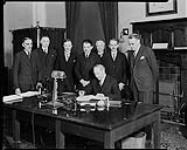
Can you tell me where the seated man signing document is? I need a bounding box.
[85,64,121,100]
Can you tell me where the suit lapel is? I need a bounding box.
[134,46,143,67]
[101,75,109,92]
[22,51,32,67]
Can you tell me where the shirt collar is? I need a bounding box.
[134,45,140,57]
[42,47,48,53]
[85,52,90,58]
[24,50,30,55]
[100,74,106,86]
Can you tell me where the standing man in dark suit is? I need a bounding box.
[103,38,129,98]
[75,39,101,90]
[85,64,121,99]
[31,36,57,146]
[128,33,158,104]
[13,37,36,95]
[55,39,76,92]
[32,35,57,91]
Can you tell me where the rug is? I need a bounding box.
[160,123,187,150]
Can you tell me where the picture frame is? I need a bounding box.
[146,0,177,16]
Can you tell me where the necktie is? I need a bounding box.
[112,52,116,61]
[43,49,48,54]
[28,52,31,59]
[128,50,135,68]
[65,53,70,62]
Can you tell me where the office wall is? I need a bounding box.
[118,0,187,52]
[3,2,66,68]
[45,2,66,28]
[4,2,33,68]
[118,0,187,36]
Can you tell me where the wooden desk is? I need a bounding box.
[3,97,162,149]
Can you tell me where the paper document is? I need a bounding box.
[76,95,107,102]
[20,91,40,97]
[3,91,40,104]
[3,94,22,104]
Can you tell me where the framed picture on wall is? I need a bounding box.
[146,0,177,16]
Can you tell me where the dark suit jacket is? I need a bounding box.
[32,47,57,84]
[75,52,101,88]
[96,48,109,65]
[102,50,128,84]
[13,50,36,92]
[55,49,76,91]
[85,75,121,99]
[130,45,158,91]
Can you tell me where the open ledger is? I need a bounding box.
[76,95,122,107]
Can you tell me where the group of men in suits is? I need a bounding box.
[13,36,57,95]
[13,33,158,104]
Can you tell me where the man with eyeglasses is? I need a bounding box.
[13,37,36,95]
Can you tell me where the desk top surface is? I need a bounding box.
[4,96,163,130]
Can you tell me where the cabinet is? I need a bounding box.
[132,18,187,49]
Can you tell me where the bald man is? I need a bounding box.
[85,64,121,100]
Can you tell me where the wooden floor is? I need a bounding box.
[3,122,187,149]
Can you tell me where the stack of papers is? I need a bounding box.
[76,94,107,102]
[109,100,122,107]
[76,95,106,108]
[76,95,98,102]
[3,91,40,104]
[20,91,40,97]
[3,95,22,104]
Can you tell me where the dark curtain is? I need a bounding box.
[66,2,118,55]
[40,27,65,51]
[98,2,118,44]
[66,2,81,50]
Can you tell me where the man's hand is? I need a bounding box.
[15,88,21,95]
[36,82,43,90]
[118,82,125,91]
[80,79,90,87]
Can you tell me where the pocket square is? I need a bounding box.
[140,56,145,60]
